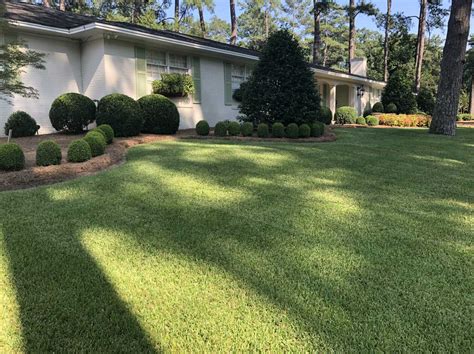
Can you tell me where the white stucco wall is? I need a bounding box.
[81,38,106,101]
[104,39,136,98]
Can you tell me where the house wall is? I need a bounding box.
[81,38,106,101]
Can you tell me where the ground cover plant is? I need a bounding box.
[0,128,472,352]
[379,114,431,127]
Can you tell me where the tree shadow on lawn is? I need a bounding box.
[1,129,473,351]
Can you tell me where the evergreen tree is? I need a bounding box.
[381,70,417,114]
[240,30,320,125]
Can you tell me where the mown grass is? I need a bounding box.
[0,127,472,352]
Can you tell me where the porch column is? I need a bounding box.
[329,84,336,123]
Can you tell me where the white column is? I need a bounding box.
[329,84,336,123]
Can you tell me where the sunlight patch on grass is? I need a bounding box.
[46,186,87,201]
[410,154,466,167]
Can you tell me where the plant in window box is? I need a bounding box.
[152,73,194,98]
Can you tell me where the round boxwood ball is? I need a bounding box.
[196,120,210,136]
[96,94,143,137]
[90,127,107,140]
[286,123,299,139]
[96,124,114,144]
[299,124,311,138]
[311,122,325,137]
[335,106,357,124]
[356,117,367,125]
[49,93,96,133]
[385,103,398,114]
[84,131,106,157]
[138,94,180,135]
[317,106,332,125]
[36,140,62,166]
[214,122,227,137]
[366,115,379,126]
[372,102,384,113]
[228,121,241,136]
[272,122,285,138]
[0,143,25,171]
[241,122,253,137]
[4,111,38,137]
[257,123,269,138]
[67,139,92,163]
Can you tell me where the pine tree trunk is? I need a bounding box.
[230,0,237,45]
[414,0,427,93]
[175,0,180,31]
[383,0,391,82]
[264,10,269,39]
[198,5,206,36]
[59,0,66,11]
[348,0,355,72]
[430,0,472,136]
[312,0,322,65]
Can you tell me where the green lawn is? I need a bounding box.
[0,128,472,352]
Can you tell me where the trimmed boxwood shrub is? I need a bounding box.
[36,140,62,166]
[67,139,91,163]
[272,122,285,138]
[335,106,357,124]
[4,111,38,137]
[214,122,227,136]
[385,102,398,114]
[286,123,299,139]
[372,102,384,113]
[96,124,114,144]
[0,143,25,171]
[241,122,253,136]
[84,131,106,157]
[138,94,180,134]
[366,115,379,126]
[299,124,311,138]
[228,121,241,136]
[317,106,332,125]
[96,94,143,137]
[356,117,366,125]
[49,93,96,133]
[457,113,473,121]
[311,122,325,137]
[90,128,107,140]
[196,120,210,135]
[257,123,269,138]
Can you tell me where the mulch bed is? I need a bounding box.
[0,127,336,191]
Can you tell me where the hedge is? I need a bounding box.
[286,123,299,139]
[49,93,96,133]
[214,122,227,137]
[385,103,398,114]
[311,122,325,137]
[0,143,25,171]
[67,139,92,163]
[84,131,106,157]
[4,111,38,137]
[241,122,253,136]
[356,117,366,125]
[96,94,143,137]
[378,114,431,127]
[299,124,311,138]
[272,123,285,138]
[335,106,357,124]
[96,124,114,144]
[228,121,241,136]
[372,102,384,113]
[257,123,269,138]
[196,120,210,136]
[138,94,180,134]
[36,140,62,166]
[366,115,379,126]
[317,106,332,125]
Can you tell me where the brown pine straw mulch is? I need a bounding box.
[0,127,336,192]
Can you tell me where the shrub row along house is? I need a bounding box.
[1,2,386,136]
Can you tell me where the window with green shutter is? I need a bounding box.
[135,46,147,98]
[224,62,232,105]
[192,57,201,103]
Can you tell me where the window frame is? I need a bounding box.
[145,49,191,88]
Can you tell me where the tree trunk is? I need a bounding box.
[414,0,427,93]
[313,0,322,65]
[175,0,180,31]
[43,0,50,7]
[430,0,472,136]
[264,9,269,39]
[322,45,328,67]
[59,0,66,11]
[198,5,206,36]
[229,0,237,45]
[348,0,355,72]
[383,0,391,82]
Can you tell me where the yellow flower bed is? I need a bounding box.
[378,114,431,127]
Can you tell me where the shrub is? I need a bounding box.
[417,87,436,115]
[196,120,210,135]
[67,139,91,163]
[90,128,106,140]
[257,123,269,138]
[84,131,106,157]
[138,94,180,135]
[457,113,473,121]
[311,121,325,137]
[372,102,384,113]
[381,70,417,114]
[239,29,320,125]
[232,87,243,102]
[152,73,194,97]
[335,106,357,124]
[366,115,379,126]
[378,114,431,127]
[0,143,25,171]
[385,103,398,113]
[241,122,253,136]
[49,93,96,133]
[214,121,227,136]
[356,117,367,125]
[363,107,372,117]
[272,122,285,138]
[317,106,332,125]
[96,124,114,144]
[4,111,38,137]
[228,121,241,136]
[36,140,61,166]
[299,124,311,138]
[96,94,143,137]
[286,123,299,139]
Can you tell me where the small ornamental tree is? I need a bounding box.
[240,29,321,125]
[382,70,417,114]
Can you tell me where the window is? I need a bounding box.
[146,50,190,88]
[231,64,249,91]
[169,54,188,74]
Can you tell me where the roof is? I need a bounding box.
[4,1,385,84]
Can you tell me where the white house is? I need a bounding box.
[1,2,386,135]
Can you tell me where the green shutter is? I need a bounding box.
[135,46,147,98]
[192,57,201,103]
[224,62,232,106]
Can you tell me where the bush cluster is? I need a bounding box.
[152,73,194,97]
[366,115,379,126]
[335,106,357,124]
[67,139,92,163]
[96,94,143,137]
[457,113,473,121]
[378,114,431,127]
[36,140,62,166]
[0,143,25,171]
[4,111,38,137]
[49,93,96,133]
[138,94,180,134]
[196,120,210,135]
